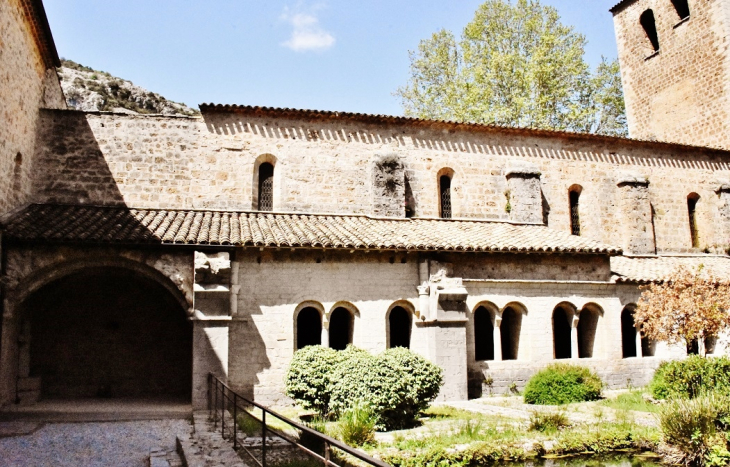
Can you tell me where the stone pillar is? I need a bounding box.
[716,183,730,243]
[617,173,655,254]
[571,313,580,360]
[505,162,543,224]
[230,261,240,317]
[0,306,19,406]
[372,154,405,217]
[321,316,329,348]
[192,321,229,409]
[192,251,232,409]
[493,313,503,361]
[635,328,644,358]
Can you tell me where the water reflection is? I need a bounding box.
[508,454,661,467]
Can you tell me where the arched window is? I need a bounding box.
[500,307,522,360]
[439,175,452,219]
[296,307,322,350]
[569,187,581,236]
[474,306,494,361]
[621,307,638,358]
[640,10,660,52]
[577,307,599,358]
[671,0,690,20]
[688,193,700,248]
[258,162,274,211]
[388,306,412,349]
[553,307,572,359]
[329,307,353,351]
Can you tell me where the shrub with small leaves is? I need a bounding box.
[285,345,350,415]
[523,363,603,405]
[650,356,730,400]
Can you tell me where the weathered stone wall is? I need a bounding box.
[613,0,730,150]
[0,0,64,214]
[31,110,730,253]
[225,249,631,405]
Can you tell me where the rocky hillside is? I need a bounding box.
[57,59,199,116]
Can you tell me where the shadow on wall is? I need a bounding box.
[200,111,730,171]
[33,110,126,205]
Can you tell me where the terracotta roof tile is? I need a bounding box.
[1,204,621,254]
[611,255,730,283]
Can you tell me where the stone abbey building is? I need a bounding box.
[2,0,730,409]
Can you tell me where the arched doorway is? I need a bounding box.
[577,307,599,358]
[553,306,572,359]
[296,307,322,350]
[621,307,638,358]
[22,267,192,399]
[328,307,353,351]
[473,306,494,361]
[500,307,522,360]
[388,306,412,349]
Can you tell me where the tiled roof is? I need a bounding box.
[198,104,730,154]
[20,0,60,68]
[609,0,638,13]
[1,204,621,254]
[611,255,730,283]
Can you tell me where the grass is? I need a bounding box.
[600,390,660,413]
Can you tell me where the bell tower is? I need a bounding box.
[611,0,730,149]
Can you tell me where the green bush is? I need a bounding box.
[332,401,378,447]
[285,345,349,415]
[528,411,570,433]
[659,394,730,466]
[650,356,730,400]
[523,364,603,405]
[329,347,443,430]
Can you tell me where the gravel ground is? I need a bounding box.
[0,419,191,467]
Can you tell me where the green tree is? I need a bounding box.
[396,0,627,136]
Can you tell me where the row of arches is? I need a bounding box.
[295,302,413,351]
[473,302,654,362]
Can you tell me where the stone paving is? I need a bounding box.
[0,419,191,467]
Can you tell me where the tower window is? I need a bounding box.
[258,162,274,211]
[688,193,699,248]
[640,9,660,52]
[569,187,581,236]
[439,175,452,219]
[671,0,690,20]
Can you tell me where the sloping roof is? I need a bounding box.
[0,204,621,254]
[19,0,60,68]
[611,255,730,283]
[609,0,638,13]
[198,103,730,154]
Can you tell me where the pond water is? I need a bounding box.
[507,453,661,467]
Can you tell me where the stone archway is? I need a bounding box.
[20,267,192,400]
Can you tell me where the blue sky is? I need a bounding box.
[44,0,621,116]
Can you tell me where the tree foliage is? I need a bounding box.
[395,0,627,136]
[635,266,730,356]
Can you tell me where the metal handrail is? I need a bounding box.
[208,373,391,467]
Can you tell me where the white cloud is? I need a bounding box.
[281,8,335,52]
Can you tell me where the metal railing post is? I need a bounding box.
[262,410,267,467]
[233,393,238,450]
[213,378,218,428]
[324,441,330,466]
[221,386,225,438]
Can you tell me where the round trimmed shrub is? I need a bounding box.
[285,345,348,415]
[523,363,603,405]
[329,347,443,430]
[650,355,730,400]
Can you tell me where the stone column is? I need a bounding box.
[571,313,580,360]
[493,313,503,361]
[635,328,644,358]
[230,261,240,317]
[321,316,329,348]
[505,162,543,224]
[617,173,655,254]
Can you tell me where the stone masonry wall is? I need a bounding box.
[31,110,730,253]
[613,0,730,150]
[226,249,619,405]
[0,0,64,214]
